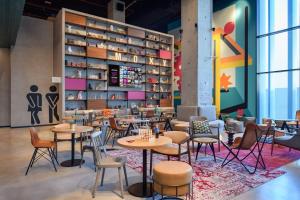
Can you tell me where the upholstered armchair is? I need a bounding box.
[271,128,300,155]
[198,105,224,137]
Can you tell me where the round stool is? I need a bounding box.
[153,161,193,199]
[193,137,218,162]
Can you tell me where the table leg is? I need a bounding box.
[142,149,147,195]
[227,132,234,146]
[60,132,84,167]
[71,132,75,166]
[127,149,153,197]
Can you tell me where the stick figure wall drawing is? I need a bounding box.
[46,85,60,123]
[27,85,42,125]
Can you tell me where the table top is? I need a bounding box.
[117,135,172,149]
[193,137,218,143]
[51,124,93,134]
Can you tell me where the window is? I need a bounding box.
[257,0,300,122]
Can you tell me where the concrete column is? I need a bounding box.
[177,0,213,121]
[107,0,125,23]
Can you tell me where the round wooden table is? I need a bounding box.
[117,135,172,198]
[52,125,93,167]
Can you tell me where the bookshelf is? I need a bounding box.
[58,9,174,111]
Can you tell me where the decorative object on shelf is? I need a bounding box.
[88,83,93,90]
[77,91,83,100]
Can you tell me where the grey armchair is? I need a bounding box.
[190,116,221,151]
[271,128,300,155]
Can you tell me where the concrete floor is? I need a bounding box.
[0,126,300,200]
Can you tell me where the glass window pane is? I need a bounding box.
[270,32,288,71]
[270,72,288,119]
[257,37,269,72]
[292,0,300,27]
[258,74,269,122]
[292,30,300,69]
[258,0,269,35]
[270,0,288,32]
[292,70,300,118]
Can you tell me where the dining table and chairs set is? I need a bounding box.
[24,109,299,199]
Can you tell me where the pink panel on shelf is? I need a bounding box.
[65,78,86,90]
[159,50,172,59]
[127,91,145,100]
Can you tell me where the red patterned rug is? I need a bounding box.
[108,147,286,200]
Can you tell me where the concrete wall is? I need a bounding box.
[10,16,55,127]
[0,48,11,126]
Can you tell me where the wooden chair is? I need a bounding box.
[149,131,191,175]
[25,128,59,175]
[91,131,128,198]
[221,123,270,174]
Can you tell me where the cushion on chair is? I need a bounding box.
[163,131,190,144]
[198,105,217,121]
[192,120,212,134]
[97,156,126,168]
[152,144,187,155]
[153,161,193,196]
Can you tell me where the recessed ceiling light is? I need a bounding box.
[44,1,52,5]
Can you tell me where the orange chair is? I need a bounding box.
[108,118,127,147]
[25,128,59,175]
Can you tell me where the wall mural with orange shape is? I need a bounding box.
[168,0,256,117]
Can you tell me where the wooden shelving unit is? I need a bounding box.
[59,9,174,111]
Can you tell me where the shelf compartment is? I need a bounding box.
[65,12,86,26]
[160,99,172,107]
[159,50,172,60]
[86,46,107,59]
[65,78,86,90]
[87,99,107,110]
[127,91,145,100]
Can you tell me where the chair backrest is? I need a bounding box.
[163,131,190,144]
[109,117,118,129]
[198,105,217,121]
[91,131,106,165]
[29,128,40,147]
[239,123,262,149]
[296,110,300,121]
[146,110,155,118]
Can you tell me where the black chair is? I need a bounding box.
[221,123,270,174]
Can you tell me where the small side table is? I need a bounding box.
[193,137,218,162]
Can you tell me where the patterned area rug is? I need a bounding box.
[108,148,286,200]
[215,143,300,171]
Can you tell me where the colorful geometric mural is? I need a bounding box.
[168,0,256,117]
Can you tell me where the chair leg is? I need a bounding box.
[210,143,216,162]
[48,148,57,172]
[123,165,129,186]
[100,168,105,186]
[50,148,59,165]
[92,168,101,198]
[118,167,124,199]
[218,140,221,152]
[92,150,96,172]
[195,143,201,161]
[150,151,153,176]
[167,155,170,161]
[80,148,84,168]
[25,148,37,175]
[271,141,274,156]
